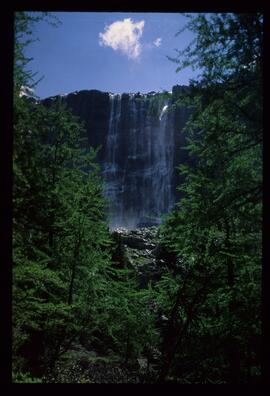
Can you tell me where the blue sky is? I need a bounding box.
[25,12,198,99]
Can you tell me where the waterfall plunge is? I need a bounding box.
[103,93,174,230]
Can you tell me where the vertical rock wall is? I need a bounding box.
[43,86,193,229]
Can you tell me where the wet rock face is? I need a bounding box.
[43,86,193,229]
[119,232,156,250]
[112,227,166,288]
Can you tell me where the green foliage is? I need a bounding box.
[13,90,120,374]
[13,11,262,384]
[13,12,114,378]
[157,13,262,384]
[12,370,42,383]
[13,11,159,382]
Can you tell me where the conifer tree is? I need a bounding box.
[13,12,159,382]
[157,13,262,383]
[13,12,113,378]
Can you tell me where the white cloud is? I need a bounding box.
[153,37,162,47]
[99,18,145,60]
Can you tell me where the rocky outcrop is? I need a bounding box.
[112,227,168,288]
[43,90,111,163]
[43,346,142,383]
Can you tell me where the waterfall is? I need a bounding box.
[102,93,175,230]
[103,93,122,224]
[159,104,168,121]
[151,97,174,216]
[43,85,192,230]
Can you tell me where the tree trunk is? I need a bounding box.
[67,261,76,305]
[124,330,131,365]
[67,231,82,305]
[224,218,240,383]
[157,275,211,383]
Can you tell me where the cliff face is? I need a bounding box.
[43,86,194,229]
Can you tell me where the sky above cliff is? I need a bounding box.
[24,12,198,98]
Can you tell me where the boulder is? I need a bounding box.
[121,235,155,250]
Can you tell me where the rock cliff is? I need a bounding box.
[43,86,194,228]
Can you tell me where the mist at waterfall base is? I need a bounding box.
[43,87,193,230]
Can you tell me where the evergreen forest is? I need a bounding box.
[12,12,262,384]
